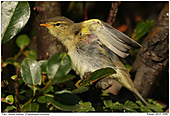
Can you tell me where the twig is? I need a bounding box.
[15,68,20,112]
[22,78,53,107]
[14,47,25,61]
[106,2,121,26]
[83,2,88,21]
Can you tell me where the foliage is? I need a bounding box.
[2,52,95,112]
[1,1,30,43]
[76,68,116,86]
[131,20,154,42]
[1,1,165,113]
[1,50,164,112]
[127,19,155,69]
[103,99,163,112]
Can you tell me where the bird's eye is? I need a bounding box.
[54,23,60,26]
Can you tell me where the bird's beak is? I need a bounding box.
[40,23,54,27]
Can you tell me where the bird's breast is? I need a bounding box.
[68,41,116,79]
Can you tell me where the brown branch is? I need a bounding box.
[106,2,121,26]
[83,2,88,21]
[33,2,66,60]
[15,68,20,112]
[131,3,169,98]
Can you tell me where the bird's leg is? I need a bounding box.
[75,72,92,87]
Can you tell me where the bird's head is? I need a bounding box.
[40,16,74,38]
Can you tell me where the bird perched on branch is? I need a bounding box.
[40,16,148,106]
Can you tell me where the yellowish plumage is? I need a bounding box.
[40,16,148,106]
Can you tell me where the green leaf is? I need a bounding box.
[2,58,20,68]
[124,100,139,109]
[52,74,75,85]
[136,100,144,106]
[55,91,81,105]
[147,99,163,112]
[4,58,15,64]
[20,58,42,86]
[24,50,37,60]
[140,106,152,112]
[136,101,152,112]
[79,68,116,86]
[132,20,154,40]
[20,89,27,94]
[2,58,15,68]
[46,96,80,111]
[4,106,17,111]
[47,53,72,79]
[21,103,39,112]
[16,34,30,48]
[148,99,163,108]
[124,100,139,112]
[72,86,89,94]
[37,96,48,103]
[1,1,30,43]
[4,95,14,104]
[43,86,54,94]
[78,101,95,112]
[39,60,48,73]
[148,104,163,112]
[104,100,124,111]
[13,62,20,68]
[11,75,17,80]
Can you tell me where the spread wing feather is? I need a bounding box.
[81,19,141,58]
[102,22,141,48]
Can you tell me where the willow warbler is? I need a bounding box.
[40,16,148,106]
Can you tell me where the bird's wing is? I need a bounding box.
[81,19,141,58]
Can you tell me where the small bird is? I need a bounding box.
[40,16,148,106]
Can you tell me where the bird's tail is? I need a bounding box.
[112,70,149,107]
[132,86,149,107]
